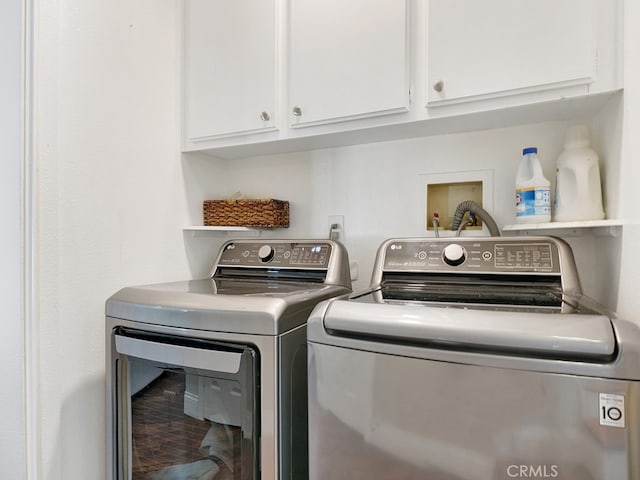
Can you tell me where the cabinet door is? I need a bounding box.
[289,0,409,127]
[427,0,596,106]
[184,0,277,142]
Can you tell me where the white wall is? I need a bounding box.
[185,116,622,308]
[616,0,640,319]
[0,0,26,478]
[35,1,189,479]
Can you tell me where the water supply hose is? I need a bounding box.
[450,200,501,237]
[432,212,440,238]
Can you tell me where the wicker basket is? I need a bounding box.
[203,199,290,228]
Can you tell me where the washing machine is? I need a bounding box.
[106,239,351,480]
[307,236,640,480]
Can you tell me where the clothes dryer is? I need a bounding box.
[107,239,351,480]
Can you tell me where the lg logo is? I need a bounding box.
[506,465,559,478]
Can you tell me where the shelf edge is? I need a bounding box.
[502,219,623,231]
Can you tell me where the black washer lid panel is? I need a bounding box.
[380,272,564,307]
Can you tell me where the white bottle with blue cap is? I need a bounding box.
[515,147,551,224]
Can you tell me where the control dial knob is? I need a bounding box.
[258,244,275,263]
[443,243,466,266]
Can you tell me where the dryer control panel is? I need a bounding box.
[212,239,351,289]
[217,241,332,269]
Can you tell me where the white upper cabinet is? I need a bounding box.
[181,0,620,158]
[183,0,278,145]
[288,0,409,127]
[427,0,598,106]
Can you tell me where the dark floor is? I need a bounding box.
[131,370,240,480]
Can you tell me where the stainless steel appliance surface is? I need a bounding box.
[106,239,351,480]
[307,236,640,480]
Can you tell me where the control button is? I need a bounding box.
[443,243,466,266]
[258,244,275,263]
[283,251,291,259]
[482,251,493,261]
[418,250,427,260]
[241,250,250,258]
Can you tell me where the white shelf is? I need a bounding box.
[502,219,623,236]
[183,226,263,237]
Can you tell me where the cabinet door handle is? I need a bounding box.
[260,111,270,122]
[433,80,444,93]
[292,106,303,117]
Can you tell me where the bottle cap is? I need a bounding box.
[522,147,537,155]
[564,125,590,149]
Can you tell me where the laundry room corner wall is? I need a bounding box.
[210,121,620,308]
[0,0,26,477]
[616,0,640,321]
[34,1,190,479]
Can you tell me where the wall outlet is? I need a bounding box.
[328,215,345,241]
[327,215,356,280]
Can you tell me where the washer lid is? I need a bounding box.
[321,299,617,361]
[106,279,350,335]
[106,238,352,335]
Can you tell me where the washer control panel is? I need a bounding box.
[383,238,561,273]
[218,241,332,268]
